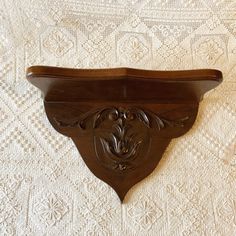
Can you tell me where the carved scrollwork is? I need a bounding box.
[54,107,189,171]
[54,107,189,130]
[27,65,222,201]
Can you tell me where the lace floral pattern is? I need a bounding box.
[0,0,236,235]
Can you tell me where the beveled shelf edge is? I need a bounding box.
[26,66,223,202]
[27,65,223,82]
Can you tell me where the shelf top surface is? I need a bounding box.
[26,66,223,102]
[27,65,222,82]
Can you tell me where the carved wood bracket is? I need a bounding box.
[27,66,222,202]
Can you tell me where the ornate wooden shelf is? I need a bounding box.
[26,66,222,202]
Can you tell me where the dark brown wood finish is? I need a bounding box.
[26,66,222,202]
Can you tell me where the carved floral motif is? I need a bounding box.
[54,107,189,171]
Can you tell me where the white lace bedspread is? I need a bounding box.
[0,0,236,235]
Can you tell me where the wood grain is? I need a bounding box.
[26,66,222,201]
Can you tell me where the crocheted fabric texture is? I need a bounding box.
[0,1,236,235]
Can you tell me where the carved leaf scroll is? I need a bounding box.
[53,107,189,172]
[54,107,189,130]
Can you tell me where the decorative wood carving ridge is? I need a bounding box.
[53,107,189,130]
[26,66,222,202]
[53,106,189,173]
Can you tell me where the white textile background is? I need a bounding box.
[0,0,236,235]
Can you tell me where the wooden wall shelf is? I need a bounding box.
[26,66,222,202]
